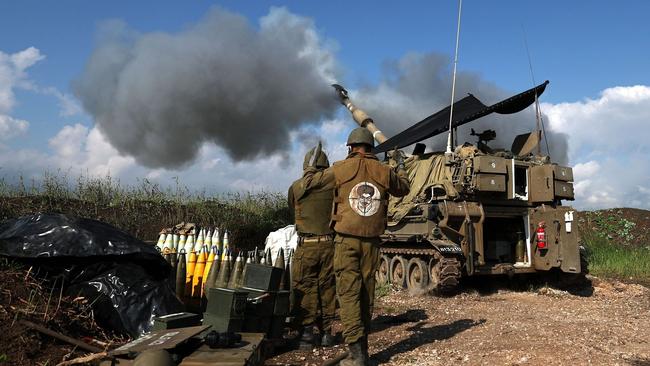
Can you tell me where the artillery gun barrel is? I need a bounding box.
[332,84,388,145]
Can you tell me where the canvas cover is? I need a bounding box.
[374,81,549,154]
[388,153,457,225]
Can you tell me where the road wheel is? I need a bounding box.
[428,257,441,289]
[376,255,391,285]
[407,258,429,291]
[390,255,407,288]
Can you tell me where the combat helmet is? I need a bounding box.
[346,127,374,147]
[303,145,330,170]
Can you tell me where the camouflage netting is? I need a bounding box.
[388,152,457,225]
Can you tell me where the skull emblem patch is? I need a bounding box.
[349,182,381,217]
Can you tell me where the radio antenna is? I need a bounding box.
[446,0,463,155]
[522,25,551,158]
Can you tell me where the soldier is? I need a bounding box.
[303,128,409,366]
[288,144,337,350]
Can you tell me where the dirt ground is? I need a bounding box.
[267,277,650,366]
[0,264,124,366]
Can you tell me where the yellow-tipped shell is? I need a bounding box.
[162,234,173,254]
[184,235,195,258]
[202,246,217,286]
[156,233,166,251]
[192,250,207,298]
[212,228,220,249]
[172,234,179,253]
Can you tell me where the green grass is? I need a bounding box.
[0,172,291,250]
[583,232,650,284]
[375,281,392,299]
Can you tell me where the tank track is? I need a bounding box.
[379,247,438,256]
[379,247,462,295]
[435,256,462,295]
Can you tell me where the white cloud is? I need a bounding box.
[38,86,83,117]
[543,86,650,209]
[0,47,45,113]
[0,47,45,142]
[49,124,88,159]
[0,115,29,140]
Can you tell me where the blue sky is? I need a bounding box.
[0,1,649,209]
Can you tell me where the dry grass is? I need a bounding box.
[0,172,291,249]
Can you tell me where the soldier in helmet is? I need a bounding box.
[303,128,409,366]
[288,143,337,350]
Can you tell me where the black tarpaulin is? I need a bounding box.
[374,80,549,153]
[0,213,183,337]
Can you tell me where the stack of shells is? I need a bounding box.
[155,227,293,308]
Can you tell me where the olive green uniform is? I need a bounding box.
[288,172,336,332]
[304,152,409,345]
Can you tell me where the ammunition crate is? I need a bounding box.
[242,263,283,291]
[554,181,574,199]
[473,156,507,174]
[242,315,271,335]
[243,287,277,318]
[204,288,248,319]
[152,312,201,331]
[553,165,574,182]
[202,313,243,333]
[475,173,506,192]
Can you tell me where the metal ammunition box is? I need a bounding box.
[202,313,243,333]
[204,288,248,317]
[474,156,507,174]
[242,263,283,291]
[152,312,201,331]
[553,165,573,182]
[475,173,506,192]
[243,287,277,317]
[242,315,271,335]
[554,181,574,199]
[273,290,290,316]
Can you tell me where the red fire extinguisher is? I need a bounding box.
[536,221,547,249]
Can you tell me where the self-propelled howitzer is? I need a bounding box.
[333,83,587,294]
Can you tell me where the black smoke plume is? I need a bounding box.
[74,7,338,169]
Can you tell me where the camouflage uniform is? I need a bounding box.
[288,149,336,343]
[304,151,409,346]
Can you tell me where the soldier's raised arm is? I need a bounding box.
[388,168,409,197]
[387,148,409,197]
[302,165,336,191]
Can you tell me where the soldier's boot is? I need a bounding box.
[299,325,315,350]
[320,328,335,347]
[340,340,366,366]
